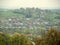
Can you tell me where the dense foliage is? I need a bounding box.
[34,28,60,45]
[0,28,60,45]
[0,32,33,45]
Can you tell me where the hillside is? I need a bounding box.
[0,8,60,34]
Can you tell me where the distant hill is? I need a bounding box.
[0,8,60,34]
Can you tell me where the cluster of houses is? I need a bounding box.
[0,17,50,30]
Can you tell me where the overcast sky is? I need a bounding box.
[0,0,60,9]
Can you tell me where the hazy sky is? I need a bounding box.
[0,0,60,9]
